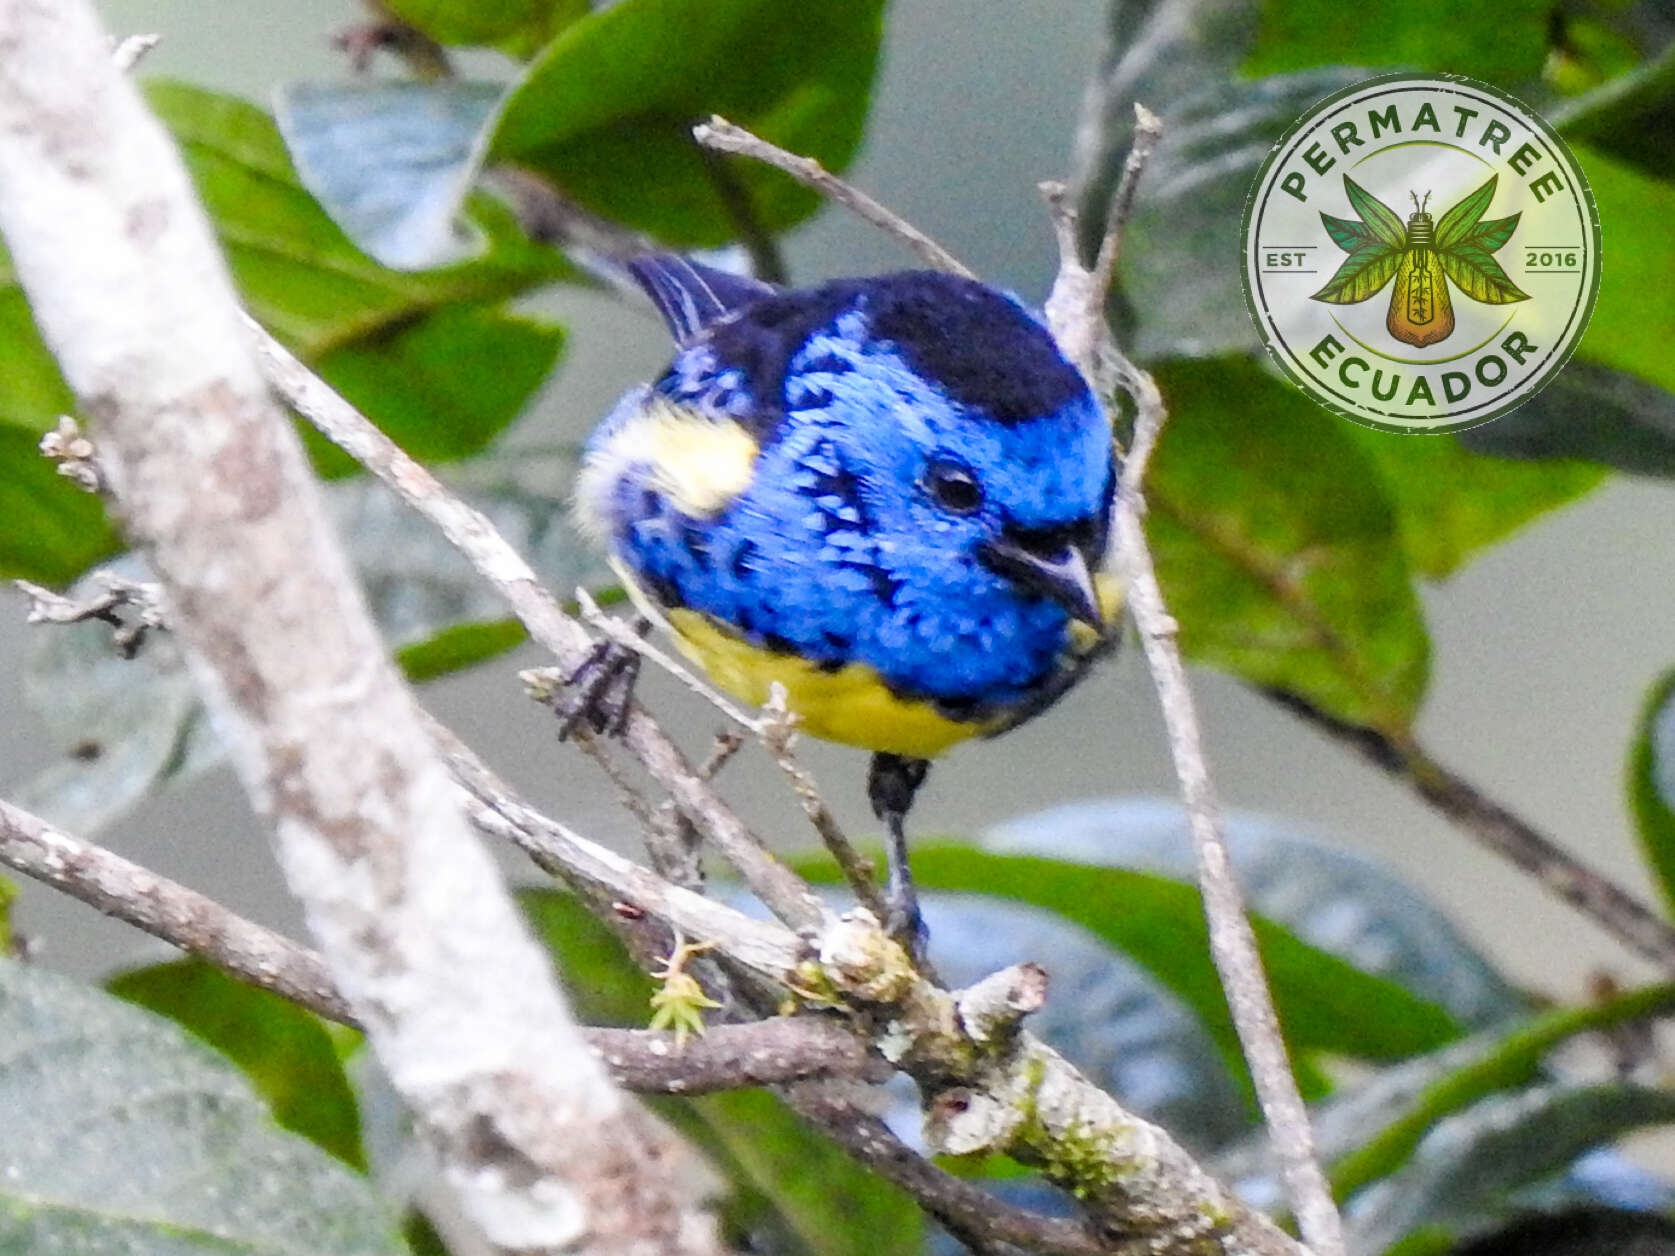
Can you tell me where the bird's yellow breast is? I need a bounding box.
[613,563,1121,761]
[664,607,986,758]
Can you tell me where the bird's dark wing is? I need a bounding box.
[626,254,777,344]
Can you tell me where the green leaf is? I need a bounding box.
[108,959,366,1171]
[679,1089,923,1256]
[395,618,527,683]
[307,307,564,477]
[1344,427,1603,578]
[1439,245,1530,304]
[1329,981,1675,1201]
[983,800,1525,1032]
[486,0,886,246]
[1343,175,1408,250]
[0,876,14,954]
[1434,176,1498,250]
[1147,357,1430,736]
[147,81,568,467]
[1630,668,1675,917]
[1345,1082,1675,1253]
[0,423,122,584]
[1073,0,1358,355]
[1567,146,1675,396]
[0,261,75,429]
[828,847,1462,1094]
[517,889,920,1254]
[0,957,405,1255]
[1242,0,1549,85]
[1459,361,1675,478]
[1311,239,1401,304]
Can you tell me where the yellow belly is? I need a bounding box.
[665,607,985,758]
[614,562,1122,761]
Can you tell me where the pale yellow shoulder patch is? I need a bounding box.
[575,398,759,541]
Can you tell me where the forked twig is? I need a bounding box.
[1041,110,1345,1256]
[693,115,976,279]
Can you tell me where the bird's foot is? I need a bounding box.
[552,632,644,740]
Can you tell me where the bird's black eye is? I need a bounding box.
[924,458,984,514]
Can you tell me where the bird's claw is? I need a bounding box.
[553,638,642,740]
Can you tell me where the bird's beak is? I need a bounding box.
[979,536,1106,630]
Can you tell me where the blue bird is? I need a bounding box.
[571,255,1121,947]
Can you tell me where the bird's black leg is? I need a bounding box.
[552,616,650,740]
[868,752,932,958]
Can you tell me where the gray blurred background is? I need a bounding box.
[5,0,1674,1035]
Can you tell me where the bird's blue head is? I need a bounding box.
[616,257,1115,710]
[769,273,1113,626]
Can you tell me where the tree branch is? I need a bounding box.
[814,921,1303,1255]
[783,1082,1111,1256]
[0,5,717,1251]
[1269,692,1675,972]
[1038,116,1342,1256]
[247,318,832,941]
[0,795,354,1022]
[0,793,882,1094]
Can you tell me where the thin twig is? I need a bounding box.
[248,317,831,939]
[1089,104,1163,301]
[759,684,886,921]
[15,571,165,658]
[783,1082,1109,1256]
[485,165,655,267]
[108,31,158,72]
[646,732,744,893]
[1041,112,1344,1256]
[1271,692,1675,972]
[692,115,976,279]
[694,140,788,284]
[421,711,807,983]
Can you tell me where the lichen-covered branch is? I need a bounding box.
[815,921,1302,1256]
[0,4,717,1250]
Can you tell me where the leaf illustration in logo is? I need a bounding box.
[1321,211,1377,251]
[1310,174,1529,347]
[1440,244,1530,304]
[1312,240,1403,304]
[1434,174,1498,248]
[1466,213,1519,252]
[1344,176,1408,248]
